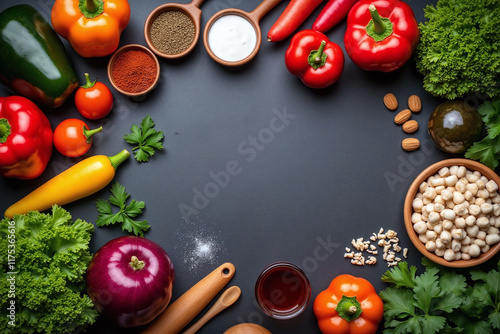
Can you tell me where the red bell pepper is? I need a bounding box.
[285,29,344,89]
[0,96,53,179]
[344,0,419,72]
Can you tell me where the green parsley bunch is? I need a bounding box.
[380,258,500,333]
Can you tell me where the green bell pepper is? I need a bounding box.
[0,4,78,108]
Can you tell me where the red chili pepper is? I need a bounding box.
[0,96,53,179]
[54,118,102,157]
[285,30,344,89]
[312,0,360,33]
[344,0,419,72]
[267,0,323,42]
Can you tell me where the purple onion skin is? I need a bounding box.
[86,236,175,328]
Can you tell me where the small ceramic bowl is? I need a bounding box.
[107,44,160,98]
[404,158,500,268]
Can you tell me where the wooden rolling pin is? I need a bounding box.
[141,262,236,334]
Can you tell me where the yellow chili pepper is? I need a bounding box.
[4,149,129,218]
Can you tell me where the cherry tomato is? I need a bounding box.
[54,118,102,157]
[75,73,113,120]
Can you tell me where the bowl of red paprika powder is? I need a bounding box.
[107,44,160,98]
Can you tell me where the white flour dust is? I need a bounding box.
[175,217,226,273]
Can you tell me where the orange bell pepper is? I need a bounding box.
[51,0,130,58]
[313,274,384,334]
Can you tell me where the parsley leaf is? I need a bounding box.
[381,261,417,288]
[465,97,500,169]
[95,182,150,237]
[124,115,164,162]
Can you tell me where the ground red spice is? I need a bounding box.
[112,50,157,93]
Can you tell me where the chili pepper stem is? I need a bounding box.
[129,255,145,271]
[83,125,103,143]
[81,73,97,89]
[108,149,130,170]
[0,118,11,143]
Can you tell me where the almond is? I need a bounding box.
[402,138,420,151]
[383,93,398,111]
[394,109,412,125]
[402,120,419,134]
[408,95,422,113]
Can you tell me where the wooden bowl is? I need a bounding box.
[223,323,272,334]
[107,44,160,98]
[404,158,500,268]
[144,1,205,59]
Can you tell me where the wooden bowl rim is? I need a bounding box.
[404,158,500,268]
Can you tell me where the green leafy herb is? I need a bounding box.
[0,205,98,333]
[380,258,500,334]
[465,98,500,169]
[95,182,150,236]
[416,0,500,100]
[124,115,164,162]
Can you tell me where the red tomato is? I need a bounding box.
[54,118,102,157]
[75,73,113,120]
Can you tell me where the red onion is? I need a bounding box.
[86,236,175,328]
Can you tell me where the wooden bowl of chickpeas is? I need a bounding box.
[404,158,500,267]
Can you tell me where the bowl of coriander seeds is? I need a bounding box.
[404,159,500,267]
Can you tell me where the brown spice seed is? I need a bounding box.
[150,10,195,55]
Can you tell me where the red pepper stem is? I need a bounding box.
[0,119,11,143]
[81,73,96,89]
[369,5,386,35]
[129,256,145,271]
[83,125,103,144]
[108,149,130,170]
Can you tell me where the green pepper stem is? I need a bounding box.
[335,295,363,322]
[79,0,104,18]
[369,5,386,35]
[129,256,145,271]
[0,119,11,143]
[83,125,103,143]
[313,41,326,64]
[81,73,96,89]
[342,302,358,315]
[308,41,328,70]
[108,149,130,170]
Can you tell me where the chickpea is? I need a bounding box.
[426,230,438,241]
[467,173,479,183]
[455,181,467,193]
[435,248,445,257]
[481,244,491,253]
[444,249,456,261]
[493,204,500,216]
[477,231,487,240]
[413,221,427,234]
[428,212,440,225]
[486,234,500,245]
[445,175,458,186]
[413,198,424,212]
[424,187,437,200]
[461,253,471,261]
[461,236,471,245]
[457,166,466,178]
[434,202,445,212]
[453,191,465,204]
[486,180,499,193]
[467,183,479,196]
[467,225,479,238]
[481,203,493,214]
[438,167,450,177]
[461,245,470,253]
[465,215,476,227]
[419,234,429,244]
[455,217,466,229]
[425,241,437,252]
[441,209,456,220]
[474,239,486,248]
[431,177,445,187]
[419,181,428,193]
[441,189,453,201]
[442,219,454,230]
[451,228,464,240]
[449,165,459,176]
[434,224,443,234]
[464,190,474,202]
[487,227,500,235]
[468,244,481,257]
[477,189,490,199]
[440,230,452,244]
[412,212,422,224]
[435,238,446,250]
[469,205,481,216]
[476,217,490,229]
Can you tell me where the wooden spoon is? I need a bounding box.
[183,286,242,334]
[224,323,272,334]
